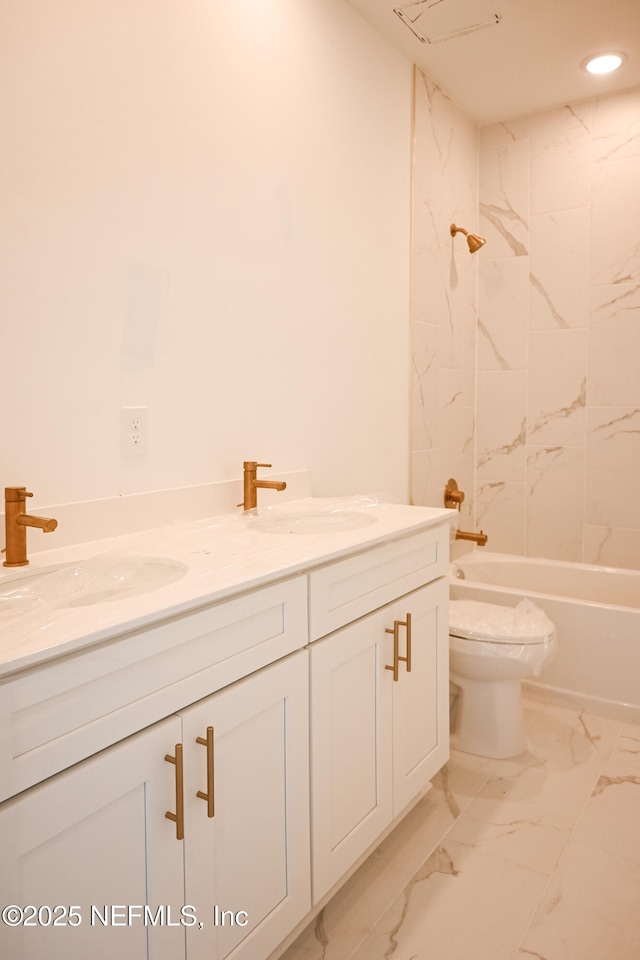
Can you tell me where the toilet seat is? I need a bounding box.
[449,599,554,646]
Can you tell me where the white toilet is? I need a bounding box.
[449,598,556,759]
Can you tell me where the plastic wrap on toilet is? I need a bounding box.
[449,598,557,674]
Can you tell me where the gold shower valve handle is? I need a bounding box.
[444,478,465,510]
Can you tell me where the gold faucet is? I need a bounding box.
[3,487,58,567]
[239,462,286,511]
[455,529,488,547]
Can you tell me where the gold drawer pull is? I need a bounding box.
[165,744,185,840]
[385,614,412,682]
[196,725,215,818]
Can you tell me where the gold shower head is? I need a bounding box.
[450,223,486,253]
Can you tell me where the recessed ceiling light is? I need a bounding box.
[585,53,623,74]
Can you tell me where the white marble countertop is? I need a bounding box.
[0,498,454,679]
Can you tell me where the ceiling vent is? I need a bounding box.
[394,0,502,44]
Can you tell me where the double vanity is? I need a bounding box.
[0,497,453,960]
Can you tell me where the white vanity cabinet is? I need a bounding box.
[0,505,452,960]
[307,528,449,903]
[0,651,310,960]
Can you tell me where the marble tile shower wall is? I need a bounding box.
[477,88,640,570]
[410,69,478,528]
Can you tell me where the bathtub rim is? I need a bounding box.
[451,550,640,615]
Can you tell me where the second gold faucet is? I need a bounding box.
[239,462,286,511]
[3,486,58,567]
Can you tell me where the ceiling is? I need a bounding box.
[345,0,640,125]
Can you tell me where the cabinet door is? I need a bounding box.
[309,613,393,903]
[391,578,449,814]
[0,717,185,960]
[180,650,310,960]
[309,579,449,904]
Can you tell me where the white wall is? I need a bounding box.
[1,0,412,508]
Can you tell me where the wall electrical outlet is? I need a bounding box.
[121,406,148,457]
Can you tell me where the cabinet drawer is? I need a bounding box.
[308,525,448,640]
[0,576,307,802]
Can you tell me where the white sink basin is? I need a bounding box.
[251,508,377,535]
[0,556,188,610]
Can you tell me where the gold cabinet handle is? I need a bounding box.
[404,613,412,673]
[165,743,185,840]
[385,621,400,681]
[385,614,412,682]
[196,725,215,818]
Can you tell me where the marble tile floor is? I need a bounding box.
[280,695,640,960]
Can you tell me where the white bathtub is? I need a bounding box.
[450,551,640,717]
